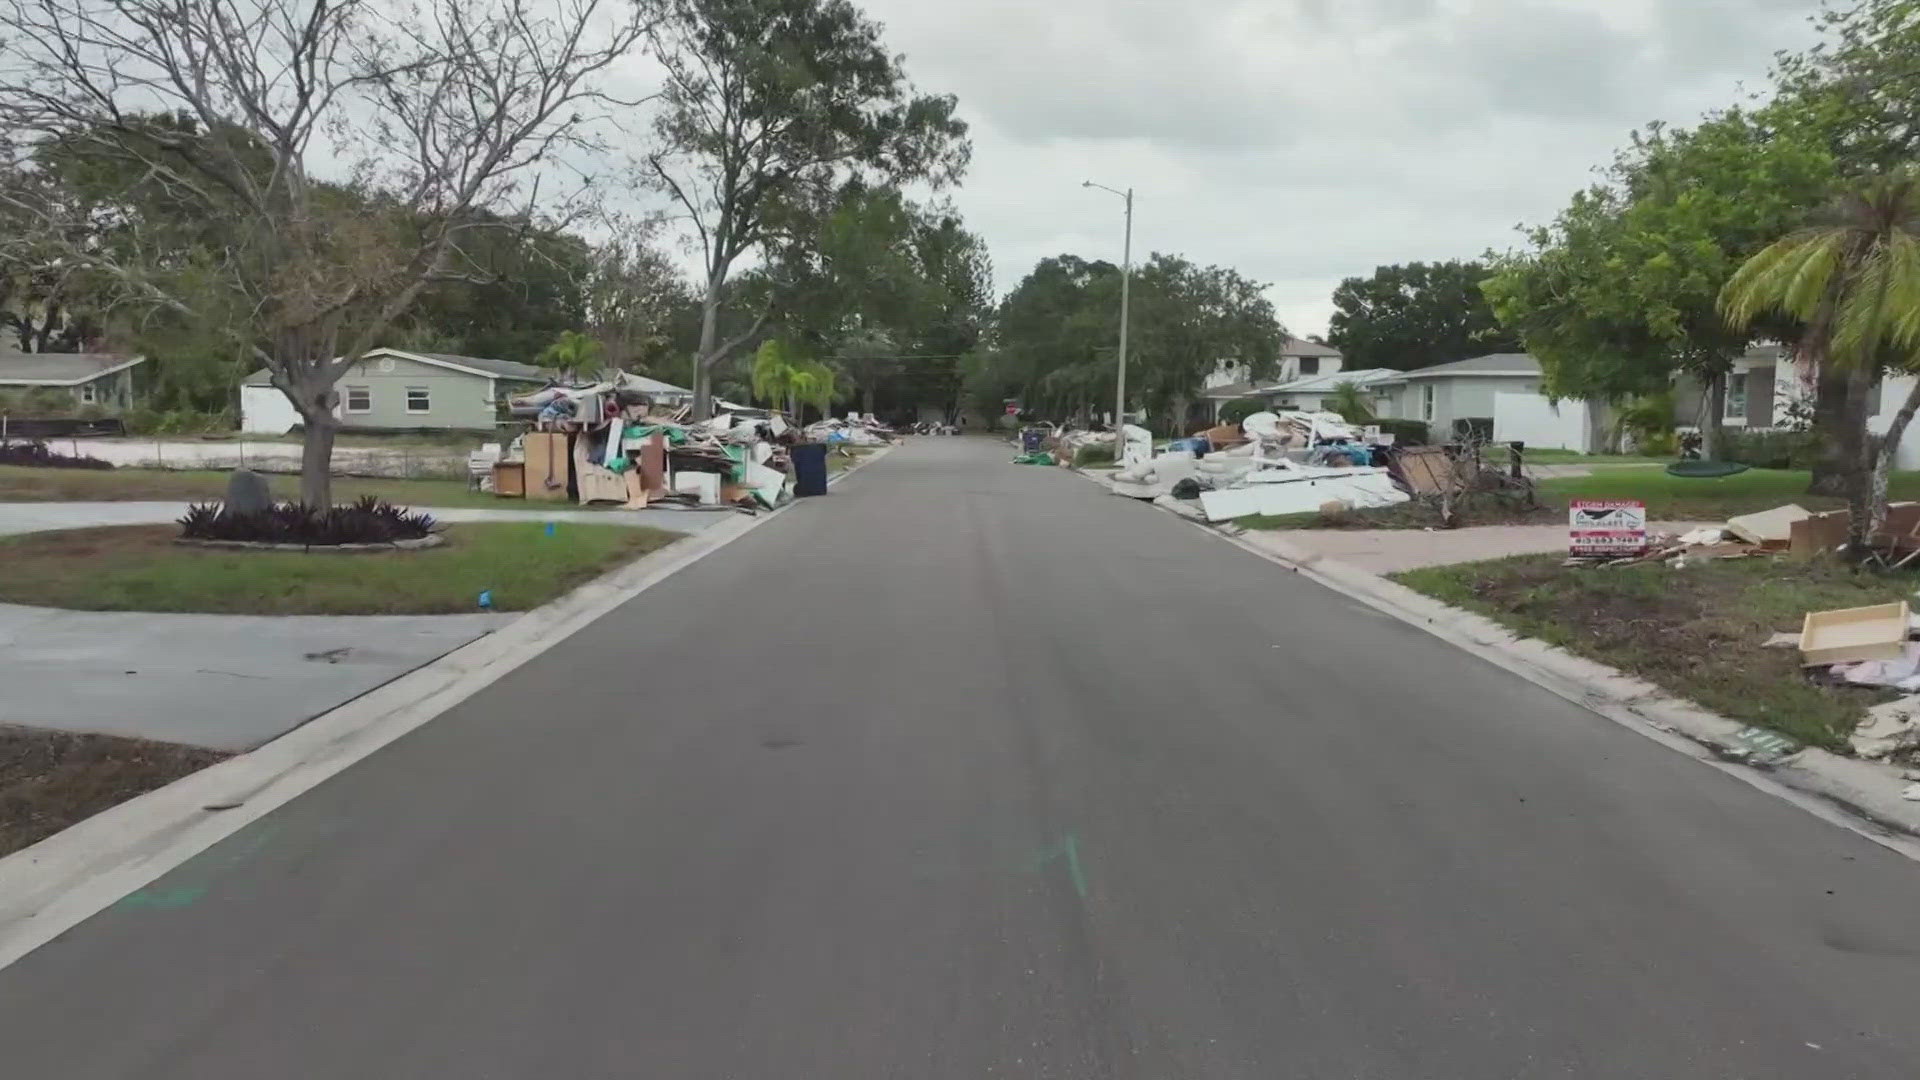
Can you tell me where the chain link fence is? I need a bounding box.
[61,438,471,481]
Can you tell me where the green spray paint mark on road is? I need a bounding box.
[1035,833,1088,900]
[112,822,283,913]
[116,885,207,910]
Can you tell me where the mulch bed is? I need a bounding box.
[0,726,226,858]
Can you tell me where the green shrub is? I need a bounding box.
[21,388,73,418]
[122,405,162,434]
[1218,399,1268,425]
[1374,418,1429,446]
[1073,444,1115,468]
[1721,427,1818,470]
[1637,430,1679,457]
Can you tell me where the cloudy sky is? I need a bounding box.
[848,0,1821,338]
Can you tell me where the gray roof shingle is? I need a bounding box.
[242,348,549,387]
[1388,353,1541,380]
[0,350,144,386]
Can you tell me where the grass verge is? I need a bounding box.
[1,726,226,859]
[0,521,680,614]
[1392,554,1918,750]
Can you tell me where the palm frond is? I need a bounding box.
[1721,231,1835,326]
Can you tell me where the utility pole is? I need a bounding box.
[1083,181,1133,445]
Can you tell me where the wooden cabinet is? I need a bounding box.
[522,432,571,501]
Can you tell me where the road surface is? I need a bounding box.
[3,437,1918,1078]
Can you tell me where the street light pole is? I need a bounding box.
[1083,181,1133,443]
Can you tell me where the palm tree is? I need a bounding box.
[751,339,837,420]
[1721,175,1920,544]
[538,330,606,376]
[1324,380,1375,423]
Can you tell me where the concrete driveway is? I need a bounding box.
[0,604,509,750]
[0,501,712,749]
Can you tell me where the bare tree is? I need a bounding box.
[0,0,658,504]
[580,219,690,373]
[642,0,968,418]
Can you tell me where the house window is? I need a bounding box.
[345,385,372,413]
[405,386,431,414]
[1725,373,1747,420]
[79,382,97,404]
[1299,357,1320,376]
[1421,384,1436,422]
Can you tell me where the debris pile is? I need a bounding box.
[485,383,845,512]
[804,414,897,447]
[1102,411,1408,522]
[1565,500,1918,569]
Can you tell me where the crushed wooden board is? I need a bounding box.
[1727,504,1809,548]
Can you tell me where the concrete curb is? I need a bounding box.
[1076,466,1920,860]
[0,442,895,972]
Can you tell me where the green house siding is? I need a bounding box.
[335,356,507,429]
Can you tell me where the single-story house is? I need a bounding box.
[241,348,550,434]
[1376,345,1790,451]
[1264,368,1402,414]
[0,349,146,410]
[1374,354,1546,439]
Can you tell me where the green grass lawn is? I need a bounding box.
[0,464,591,510]
[1519,449,1668,464]
[1394,554,1918,751]
[1536,468,1918,522]
[0,521,681,614]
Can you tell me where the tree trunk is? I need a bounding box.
[1701,371,1725,461]
[299,415,337,508]
[786,391,796,422]
[1842,363,1881,551]
[1867,375,1920,538]
[1809,354,1856,496]
[860,383,874,419]
[692,282,722,419]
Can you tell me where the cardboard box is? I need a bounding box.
[1800,601,1912,666]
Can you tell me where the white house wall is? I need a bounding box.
[1494,392,1592,452]
[239,385,306,435]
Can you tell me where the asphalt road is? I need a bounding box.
[4,437,1919,1078]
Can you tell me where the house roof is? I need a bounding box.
[242,348,549,387]
[0,350,145,386]
[1380,353,1541,382]
[1200,380,1266,401]
[1264,368,1402,395]
[1281,336,1342,359]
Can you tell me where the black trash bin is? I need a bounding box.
[791,442,830,497]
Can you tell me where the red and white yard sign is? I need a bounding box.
[1569,499,1648,556]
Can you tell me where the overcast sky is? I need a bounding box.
[847,0,1821,339]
